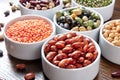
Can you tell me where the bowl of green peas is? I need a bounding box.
[72,0,115,21]
[53,6,104,41]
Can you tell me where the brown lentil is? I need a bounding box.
[6,19,53,43]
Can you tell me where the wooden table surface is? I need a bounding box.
[0,0,120,80]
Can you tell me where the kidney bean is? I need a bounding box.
[55,53,68,60]
[66,64,76,69]
[92,50,98,61]
[78,57,85,63]
[83,60,91,67]
[48,40,56,45]
[66,32,77,39]
[68,50,81,59]
[24,72,35,80]
[44,32,98,69]
[85,53,93,60]
[16,63,26,71]
[83,45,89,53]
[88,46,95,53]
[50,45,57,52]
[62,46,73,53]
[57,34,67,41]
[111,71,120,78]
[72,42,84,49]
[75,63,83,68]
[46,52,57,62]
[55,41,65,49]
[58,58,73,68]
[44,44,51,54]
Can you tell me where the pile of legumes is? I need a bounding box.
[102,20,120,46]
[6,19,53,43]
[56,7,101,31]
[75,0,112,8]
[44,32,98,69]
[19,0,60,10]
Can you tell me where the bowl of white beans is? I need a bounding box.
[99,19,120,65]
[72,0,115,21]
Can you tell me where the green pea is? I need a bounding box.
[75,17,83,24]
[83,20,94,27]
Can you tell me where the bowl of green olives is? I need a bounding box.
[53,7,104,41]
[72,0,115,21]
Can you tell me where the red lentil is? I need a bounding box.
[6,19,53,43]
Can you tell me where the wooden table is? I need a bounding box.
[0,0,120,80]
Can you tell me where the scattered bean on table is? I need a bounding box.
[24,72,35,80]
[75,0,112,8]
[56,7,101,31]
[111,71,120,78]
[44,32,98,69]
[16,63,26,71]
[0,49,3,57]
[6,19,53,43]
[102,20,120,46]
[20,0,60,10]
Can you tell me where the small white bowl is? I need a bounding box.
[53,7,104,41]
[72,0,115,21]
[41,33,101,80]
[3,15,56,60]
[99,19,120,65]
[19,0,62,20]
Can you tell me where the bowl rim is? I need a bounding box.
[41,33,101,71]
[19,0,62,11]
[3,14,56,45]
[53,6,104,33]
[72,0,115,9]
[100,19,120,49]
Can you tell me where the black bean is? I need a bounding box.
[59,23,64,27]
[63,23,70,29]
[65,16,72,24]
[0,49,3,57]
[58,16,66,23]
[4,10,10,17]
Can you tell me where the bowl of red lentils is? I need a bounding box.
[72,0,115,21]
[53,7,104,41]
[19,0,62,20]
[41,32,101,80]
[3,15,56,60]
[99,19,120,65]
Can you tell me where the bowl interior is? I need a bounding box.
[4,15,56,45]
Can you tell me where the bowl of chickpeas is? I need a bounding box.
[72,0,115,21]
[19,0,62,20]
[99,19,120,65]
[53,7,104,41]
[41,32,101,80]
[3,15,56,60]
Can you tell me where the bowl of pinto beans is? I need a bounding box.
[41,32,101,80]
[3,15,56,60]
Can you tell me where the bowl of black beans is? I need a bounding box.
[72,0,115,21]
[53,7,104,41]
[19,0,62,20]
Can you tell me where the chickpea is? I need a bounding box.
[103,32,109,38]
[107,37,113,42]
[109,33,115,38]
[104,24,112,30]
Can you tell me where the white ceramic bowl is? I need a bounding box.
[41,33,101,80]
[19,0,62,20]
[3,15,56,60]
[99,19,120,65]
[72,0,115,21]
[53,7,104,41]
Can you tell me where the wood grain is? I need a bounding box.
[0,0,120,80]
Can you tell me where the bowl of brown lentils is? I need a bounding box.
[41,32,101,80]
[99,19,120,65]
[53,6,104,41]
[72,0,115,21]
[19,0,62,20]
